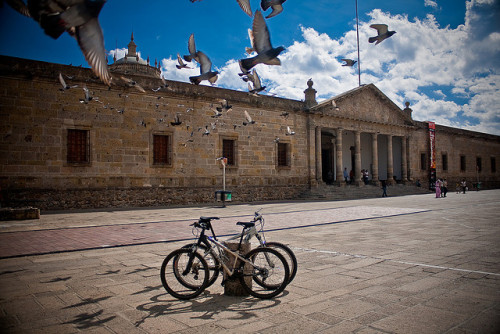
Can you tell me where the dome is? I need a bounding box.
[109,32,161,78]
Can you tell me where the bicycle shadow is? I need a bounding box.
[134,289,288,327]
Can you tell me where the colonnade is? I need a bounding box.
[316,127,409,185]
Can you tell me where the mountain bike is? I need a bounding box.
[181,210,297,289]
[160,216,289,300]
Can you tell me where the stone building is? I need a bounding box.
[0,43,499,210]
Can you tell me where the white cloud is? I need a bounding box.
[425,0,438,8]
[161,1,500,135]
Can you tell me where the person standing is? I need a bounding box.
[381,180,387,197]
[435,179,441,198]
[461,179,467,194]
[442,178,448,197]
[343,167,349,184]
[349,170,354,184]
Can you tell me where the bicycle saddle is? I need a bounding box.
[236,221,255,228]
[199,216,219,223]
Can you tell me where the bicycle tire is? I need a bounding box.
[160,248,209,300]
[262,242,297,284]
[182,243,220,288]
[239,247,289,299]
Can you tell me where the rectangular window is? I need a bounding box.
[153,134,171,165]
[222,139,235,166]
[67,129,89,164]
[420,153,427,171]
[460,155,466,172]
[492,157,496,173]
[476,157,482,173]
[442,154,448,171]
[277,142,290,167]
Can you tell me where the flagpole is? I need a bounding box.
[355,0,361,86]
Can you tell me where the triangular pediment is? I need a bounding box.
[311,84,413,126]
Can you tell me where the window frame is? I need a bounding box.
[442,153,448,171]
[476,156,482,173]
[420,153,427,171]
[151,132,173,167]
[460,155,466,172]
[66,128,90,166]
[277,141,291,168]
[219,135,238,168]
[491,157,497,173]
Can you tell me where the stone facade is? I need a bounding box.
[0,55,499,210]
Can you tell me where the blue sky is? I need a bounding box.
[0,0,499,135]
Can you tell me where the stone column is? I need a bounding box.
[371,133,379,183]
[387,135,394,184]
[335,128,343,185]
[355,131,361,185]
[401,136,408,183]
[315,126,322,182]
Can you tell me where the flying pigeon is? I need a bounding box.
[341,59,357,67]
[217,99,232,113]
[285,126,295,136]
[331,99,340,111]
[171,114,182,126]
[243,110,255,125]
[183,34,218,85]
[249,69,266,94]
[238,10,285,74]
[368,24,396,45]
[260,0,286,19]
[79,87,92,103]
[23,0,111,85]
[176,53,191,69]
[120,76,146,93]
[58,73,78,90]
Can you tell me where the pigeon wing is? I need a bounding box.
[252,10,272,53]
[58,72,67,89]
[197,51,212,74]
[236,0,252,17]
[370,24,388,35]
[6,0,31,17]
[252,69,262,89]
[75,18,111,85]
[266,4,283,18]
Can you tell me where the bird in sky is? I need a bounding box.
[12,0,112,85]
[171,114,182,126]
[217,99,232,113]
[246,69,266,94]
[183,34,218,85]
[341,59,357,67]
[368,24,396,45]
[260,0,287,19]
[239,10,285,74]
[331,99,340,111]
[58,73,78,90]
[176,53,191,69]
[285,126,295,136]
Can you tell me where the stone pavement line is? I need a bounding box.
[0,206,427,259]
[294,247,500,277]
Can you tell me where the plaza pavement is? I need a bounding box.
[0,190,499,333]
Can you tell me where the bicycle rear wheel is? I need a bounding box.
[182,243,220,288]
[240,247,289,299]
[160,248,209,300]
[263,242,297,284]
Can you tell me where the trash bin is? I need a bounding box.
[215,190,232,207]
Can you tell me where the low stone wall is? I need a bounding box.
[2,185,307,211]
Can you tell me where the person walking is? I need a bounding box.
[381,180,388,197]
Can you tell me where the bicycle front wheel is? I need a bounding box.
[182,243,220,288]
[240,247,289,299]
[160,248,209,300]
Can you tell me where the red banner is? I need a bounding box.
[429,122,436,169]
